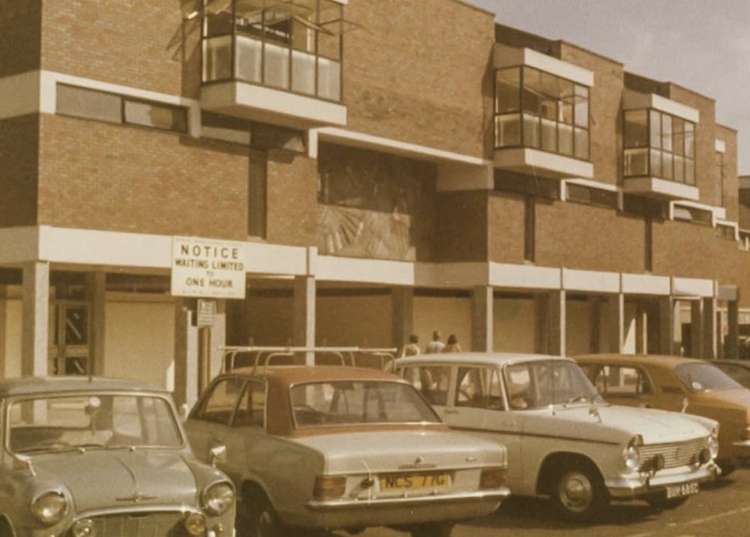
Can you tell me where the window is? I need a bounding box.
[248,151,267,238]
[504,360,600,410]
[401,365,452,406]
[455,367,505,410]
[202,0,344,102]
[589,365,652,397]
[566,183,618,209]
[195,377,245,425]
[494,66,589,160]
[672,204,712,226]
[57,84,188,134]
[233,381,266,428]
[624,109,695,185]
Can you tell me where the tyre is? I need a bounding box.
[551,463,608,521]
[409,522,454,537]
[646,496,689,510]
[238,488,283,537]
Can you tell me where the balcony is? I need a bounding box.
[493,45,594,179]
[200,0,347,130]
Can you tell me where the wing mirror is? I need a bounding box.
[209,444,228,467]
[681,397,689,413]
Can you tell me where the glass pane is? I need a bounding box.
[455,368,505,410]
[574,128,589,160]
[661,114,672,152]
[574,85,588,128]
[522,67,542,115]
[204,9,233,37]
[650,148,661,176]
[57,84,122,124]
[559,79,574,125]
[673,117,685,156]
[541,118,556,152]
[124,101,187,132]
[496,68,521,113]
[402,366,452,406]
[662,151,673,179]
[686,159,695,184]
[523,113,540,148]
[624,148,648,176]
[292,48,315,95]
[318,17,341,61]
[264,42,290,89]
[624,110,648,148]
[64,307,88,345]
[559,123,573,155]
[200,378,244,424]
[317,57,341,100]
[685,123,695,158]
[495,113,521,147]
[649,110,661,149]
[674,155,685,183]
[235,35,262,83]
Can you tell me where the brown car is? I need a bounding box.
[576,354,750,473]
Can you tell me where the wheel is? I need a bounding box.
[409,522,454,537]
[646,496,689,510]
[551,463,608,521]
[238,489,283,537]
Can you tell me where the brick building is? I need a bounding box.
[0,0,747,408]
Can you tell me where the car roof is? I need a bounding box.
[0,376,169,398]
[714,360,750,368]
[395,352,573,367]
[226,366,403,386]
[575,354,704,368]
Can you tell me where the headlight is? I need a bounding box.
[708,428,720,459]
[623,436,642,472]
[202,482,234,516]
[30,491,67,526]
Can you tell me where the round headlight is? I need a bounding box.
[202,482,234,516]
[624,445,641,472]
[30,491,67,526]
[184,512,207,537]
[72,518,96,537]
[708,432,719,459]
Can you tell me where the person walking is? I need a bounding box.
[442,334,462,353]
[425,330,445,354]
[400,334,421,357]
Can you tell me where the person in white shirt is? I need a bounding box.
[425,330,445,354]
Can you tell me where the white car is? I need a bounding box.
[395,353,720,520]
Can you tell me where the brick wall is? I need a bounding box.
[488,192,526,264]
[716,125,738,222]
[0,115,39,227]
[434,191,488,262]
[344,0,495,157]
[0,1,41,77]
[265,151,318,247]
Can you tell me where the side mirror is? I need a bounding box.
[209,444,228,467]
[681,397,689,413]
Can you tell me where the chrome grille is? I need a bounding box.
[639,437,707,470]
[87,512,183,537]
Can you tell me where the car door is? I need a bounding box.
[585,363,656,408]
[398,363,455,420]
[224,380,268,486]
[184,376,246,463]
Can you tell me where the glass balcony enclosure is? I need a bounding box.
[495,66,590,161]
[202,0,343,102]
[624,109,695,185]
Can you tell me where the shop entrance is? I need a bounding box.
[50,301,90,375]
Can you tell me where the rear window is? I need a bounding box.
[674,363,742,392]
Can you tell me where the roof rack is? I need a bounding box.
[220,346,398,374]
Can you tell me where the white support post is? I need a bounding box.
[471,286,494,352]
[605,293,625,353]
[22,262,49,378]
[174,300,199,411]
[293,276,316,366]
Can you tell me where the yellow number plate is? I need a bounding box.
[379,472,452,491]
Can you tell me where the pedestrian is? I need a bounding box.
[425,330,445,354]
[400,334,420,357]
[442,334,462,353]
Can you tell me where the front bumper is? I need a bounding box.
[303,488,510,529]
[605,463,720,500]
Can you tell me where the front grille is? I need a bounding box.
[639,437,707,470]
[84,512,184,537]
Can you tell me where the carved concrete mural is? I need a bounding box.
[318,143,435,261]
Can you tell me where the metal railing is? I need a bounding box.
[220,346,398,374]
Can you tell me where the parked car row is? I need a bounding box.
[2,349,749,537]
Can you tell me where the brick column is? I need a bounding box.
[22,262,49,377]
[689,300,703,358]
[701,297,717,359]
[392,287,414,352]
[293,275,316,365]
[657,297,674,355]
[471,286,494,352]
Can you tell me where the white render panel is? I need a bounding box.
[672,277,715,298]
[493,45,594,87]
[494,148,594,179]
[417,263,489,287]
[562,268,620,293]
[621,273,671,295]
[623,177,699,201]
[0,71,40,120]
[317,256,415,285]
[489,263,561,290]
[623,90,700,123]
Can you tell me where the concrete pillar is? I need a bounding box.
[471,286,494,352]
[689,300,703,358]
[391,287,414,352]
[89,272,107,376]
[293,276,316,365]
[727,300,740,359]
[548,290,566,356]
[604,293,624,353]
[22,262,49,377]
[701,298,717,359]
[174,300,199,411]
[210,300,226,378]
[635,305,648,354]
[657,297,674,355]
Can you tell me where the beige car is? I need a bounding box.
[577,354,750,474]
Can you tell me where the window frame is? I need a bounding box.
[454,365,507,411]
[230,379,268,429]
[191,377,246,426]
[590,364,654,399]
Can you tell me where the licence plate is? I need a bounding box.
[379,472,452,492]
[665,481,699,499]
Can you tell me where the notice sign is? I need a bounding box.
[171,237,246,299]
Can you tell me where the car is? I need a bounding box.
[712,360,750,389]
[395,353,720,521]
[577,353,750,474]
[184,365,511,537]
[0,376,235,537]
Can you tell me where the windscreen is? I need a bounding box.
[674,363,742,392]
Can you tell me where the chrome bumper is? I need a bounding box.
[306,487,510,510]
[605,463,720,499]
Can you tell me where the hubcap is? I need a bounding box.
[559,471,594,513]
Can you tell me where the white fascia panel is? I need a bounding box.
[672,277,715,298]
[317,256,415,285]
[562,268,620,293]
[494,148,594,179]
[0,226,40,264]
[316,127,490,167]
[623,177,699,201]
[245,242,308,276]
[416,262,489,287]
[489,263,561,290]
[0,70,40,120]
[494,45,594,87]
[651,94,700,123]
[621,273,670,296]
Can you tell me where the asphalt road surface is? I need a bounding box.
[337,467,750,537]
